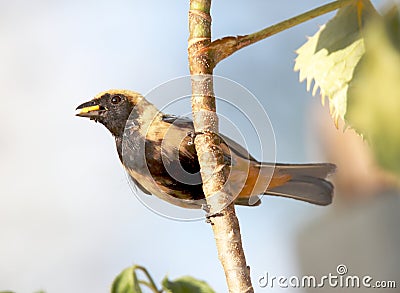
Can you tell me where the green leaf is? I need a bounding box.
[294,0,379,126]
[162,276,215,293]
[346,5,400,176]
[111,266,142,293]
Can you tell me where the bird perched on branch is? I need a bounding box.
[76,90,335,209]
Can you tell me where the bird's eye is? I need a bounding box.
[111,95,122,104]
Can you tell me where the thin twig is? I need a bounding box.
[134,265,161,293]
[206,0,354,65]
[138,281,161,293]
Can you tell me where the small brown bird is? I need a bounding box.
[76,90,335,209]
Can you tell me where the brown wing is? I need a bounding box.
[161,114,256,162]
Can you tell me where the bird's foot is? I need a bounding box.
[202,204,224,224]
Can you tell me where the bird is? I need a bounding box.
[76,89,335,209]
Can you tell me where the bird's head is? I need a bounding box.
[76,89,143,137]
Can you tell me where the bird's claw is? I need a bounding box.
[201,203,211,213]
[205,212,224,224]
[202,204,223,224]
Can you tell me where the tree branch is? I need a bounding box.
[206,0,354,65]
[188,0,254,292]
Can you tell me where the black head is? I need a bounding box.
[76,90,143,137]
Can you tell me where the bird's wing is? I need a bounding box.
[161,114,258,162]
[161,114,194,128]
[219,134,258,162]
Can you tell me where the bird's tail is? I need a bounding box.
[235,163,336,206]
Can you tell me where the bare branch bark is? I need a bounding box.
[206,0,354,65]
[188,0,253,292]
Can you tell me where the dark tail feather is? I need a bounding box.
[272,163,336,178]
[266,163,336,206]
[267,176,334,205]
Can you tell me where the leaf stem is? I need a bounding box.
[134,265,161,293]
[138,281,161,293]
[209,0,354,65]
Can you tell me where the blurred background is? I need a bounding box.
[0,1,398,292]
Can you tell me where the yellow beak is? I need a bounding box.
[75,100,104,118]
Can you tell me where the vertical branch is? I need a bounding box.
[188,0,254,292]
